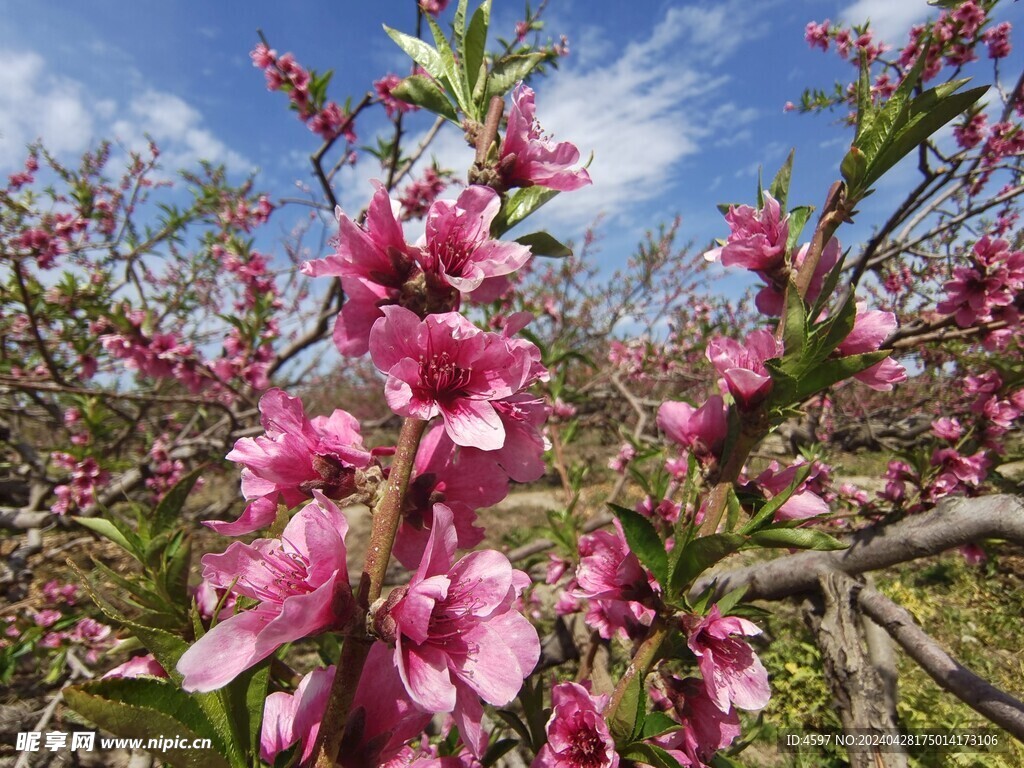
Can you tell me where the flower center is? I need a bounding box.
[239,545,313,604]
[565,725,607,768]
[419,350,472,395]
[430,220,476,278]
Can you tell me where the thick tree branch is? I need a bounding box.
[694,495,1024,602]
[832,571,1024,741]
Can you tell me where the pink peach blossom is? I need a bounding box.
[213,388,372,535]
[369,306,542,450]
[500,84,592,192]
[706,330,782,410]
[418,185,532,293]
[705,192,788,271]
[178,494,354,692]
[261,665,335,765]
[393,425,502,569]
[684,606,770,713]
[657,396,728,464]
[835,308,907,391]
[377,504,539,757]
[650,676,741,768]
[532,682,618,768]
[102,654,168,680]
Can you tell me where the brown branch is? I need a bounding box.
[312,416,427,768]
[607,373,647,505]
[391,116,445,190]
[832,571,1024,740]
[693,494,1024,602]
[12,260,65,386]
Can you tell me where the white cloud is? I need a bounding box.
[840,0,932,43]
[0,47,249,173]
[0,50,94,166]
[111,90,249,171]
[516,2,762,230]
[396,2,764,236]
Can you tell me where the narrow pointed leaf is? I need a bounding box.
[747,527,847,551]
[392,75,460,123]
[493,186,559,233]
[152,467,204,533]
[465,0,491,102]
[739,463,815,534]
[769,149,795,210]
[485,52,546,101]
[784,205,815,254]
[609,503,668,588]
[515,231,572,258]
[383,26,444,80]
[426,15,470,112]
[63,683,230,768]
[670,533,746,595]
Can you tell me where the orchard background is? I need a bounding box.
[2,1,1024,767]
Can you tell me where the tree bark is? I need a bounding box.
[693,495,1024,602]
[805,572,908,768]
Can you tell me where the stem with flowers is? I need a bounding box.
[313,416,427,768]
[15,2,1023,767]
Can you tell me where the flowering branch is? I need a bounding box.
[834,570,1024,739]
[311,416,427,768]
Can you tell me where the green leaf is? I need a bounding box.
[152,467,204,534]
[670,533,746,595]
[217,660,271,758]
[383,26,444,80]
[711,754,748,768]
[868,85,987,187]
[609,504,668,588]
[781,287,807,364]
[739,463,814,534]
[464,0,491,105]
[794,350,890,400]
[808,291,857,360]
[481,738,518,767]
[485,53,546,101]
[68,678,224,748]
[768,149,795,210]
[496,709,533,747]
[853,56,875,145]
[609,673,645,742]
[63,681,230,768]
[724,482,742,533]
[784,206,815,255]
[808,249,848,321]
[392,75,460,123]
[515,230,572,258]
[72,516,137,556]
[70,562,191,682]
[162,531,193,607]
[493,186,559,234]
[861,33,930,153]
[747,527,847,551]
[426,15,470,113]
[840,146,867,188]
[454,0,469,52]
[641,711,682,739]
[90,560,166,614]
[622,743,688,768]
[714,584,749,617]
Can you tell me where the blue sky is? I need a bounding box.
[3,0,1023,284]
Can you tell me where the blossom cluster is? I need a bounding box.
[1,581,112,668]
[168,78,601,766]
[937,235,1024,335]
[250,43,357,143]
